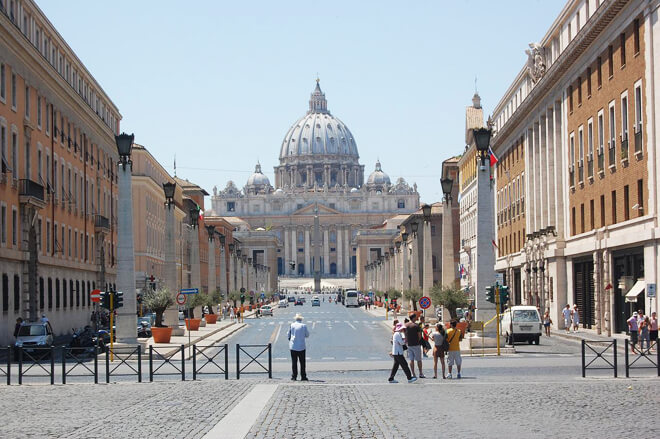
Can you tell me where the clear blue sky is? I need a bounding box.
[38,0,565,205]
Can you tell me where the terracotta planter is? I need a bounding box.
[205,314,218,324]
[185,318,201,331]
[151,327,173,344]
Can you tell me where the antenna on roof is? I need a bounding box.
[174,154,177,177]
[475,76,478,94]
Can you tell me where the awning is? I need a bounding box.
[625,280,646,303]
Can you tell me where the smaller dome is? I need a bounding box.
[366,160,391,186]
[274,188,285,195]
[350,187,359,193]
[246,162,271,188]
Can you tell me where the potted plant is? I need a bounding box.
[431,284,470,332]
[204,293,219,324]
[143,287,174,343]
[185,293,205,331]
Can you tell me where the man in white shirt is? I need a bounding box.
[287,313,310,381]
[562,305,572,333]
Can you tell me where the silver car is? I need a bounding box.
[15,322,54,353]
[260,305,273,316]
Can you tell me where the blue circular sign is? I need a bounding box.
[419,296,431,309]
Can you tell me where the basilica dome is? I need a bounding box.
[279,80,359,162]
[366,160,391,187]
[245,163,271,194]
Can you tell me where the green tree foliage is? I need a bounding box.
[430,284,469,319]
[143,287,174,327]
[403,288,423,311]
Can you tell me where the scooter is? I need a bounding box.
[70,326,105,355]
[137,321,152,338]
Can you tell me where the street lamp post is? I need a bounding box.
[401,232,409,295]
[207,225,216,306]
[421,204,433,296]
[162,182,183,334]
[228,243,235,293]
[115,133,137,343]
[189,208,201,316]
[218,233,227,302]
[473,127,496,323]
[441,177,455,287]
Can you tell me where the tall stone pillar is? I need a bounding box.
[228,252,235,293]
[284,228,290,271]
[402,241,409,293]
[219,244,227,299]
[323,229,330,274]
[304,228,311,275]
[190,225,201,316]
[442,203,455,287]
[475,163,496,322]
[337,227,344,275]
[163,199,181,333]
[207,229,216,297]
[422,221,433,296]
[116,159,137,343]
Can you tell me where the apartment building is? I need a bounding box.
[491,0,659,334]
[0,0,121,344]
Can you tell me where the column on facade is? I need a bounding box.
[163,201,180,331]
[602,249,611,336]
[422,221,433,295]
[284,227,290,273]
[539,115,548,230]
[306,166,312,188]
[291,227,297,274]
[345,228,351,274]
[190,226,201,310]
[228,251,235,293]
[337,226,344,275]
[593,250,602,335]
[545,109,556,228]
[207,234,216,296]
[553,101,565,235]
[323,228,330,274]
[304,228,311,275]
[219,244,227,298]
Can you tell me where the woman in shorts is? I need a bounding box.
[430,323,447,379]
[543,310,552,337]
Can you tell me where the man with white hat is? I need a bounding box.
[287,313,310,381]
[627,311,639,354]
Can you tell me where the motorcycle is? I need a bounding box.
[69,326,105,355]
[137,321,152,338]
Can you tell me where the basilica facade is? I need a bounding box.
[209,81,419,278]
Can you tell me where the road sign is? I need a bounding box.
[90,289,101,303]
[260,292,265,298]
[176,293,186,305]
[419,296,431,309]
[249,290,255,297]
[180,288,199,295]
[495,272,504,285]
[648,283,656,298]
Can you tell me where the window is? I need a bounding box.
[608,103,616,166]
[597,57,602,88]
[637,179,644,217]
[571,207,576,235]
[14,275,20,312]
[590,199,595,230]
[620,33,626,67]
[0,64,5,100]
[24,85,29,118]
[577,77,582,105]
[1,204,5,244]
[611,190,617,223]
[624,185,630,221]
[1,125,7,174]
[12,208,17,246]
[600,195,605,227]
[634,82,643,132]
[621,94,629,141]
[226,201,235,212]
[578,126,584,182]
[2,274,8,312]
[568,85,574,112]
[587,68,592,96]
[62,279,67,308]
[45,104,50,134]
[397,200,405,209]
[608,45,614,77]
[580,203,585,233]
[37,96,41,127]
[47,278,52,309]
[587,120,594,178]
[55,279,60,309]
[634,19,640,54]
[11,73,16,108]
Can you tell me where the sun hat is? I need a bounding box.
[394,323,404,332]
[633,312,638,317]
[295,313,304,321]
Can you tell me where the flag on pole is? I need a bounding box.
[492,239,499,252]
[196,203,203,221]
[489,147,499,167]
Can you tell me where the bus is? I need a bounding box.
[344,290,359,307]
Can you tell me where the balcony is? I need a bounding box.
[94,215,110,233]
[569,167,575,188]
[587,157,594,180]
[634,126,643,156]
[18,179,46,209]
[608,140,616,167]
[620,135,628,164]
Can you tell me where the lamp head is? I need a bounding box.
[440,177,453,197]
[162,181,176,204]
[421,203,432,221]
[115,132,134,163]
[401,232,408,242]
[410,222,419,234]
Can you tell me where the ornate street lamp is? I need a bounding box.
[473,127,492,166]
[189,208,199,227]
[115,132,134,165]
[389,246,395,255]
[163,181,176,207]
[218,233,226,246]
[401,232,409,242]
[421,203,432,222]
[395,241,401,251]
[228,243,235,253]
[206,225,216,240]
[441,177,453,202]
[410,222,419,235]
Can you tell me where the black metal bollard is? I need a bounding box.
[105,347,110,383]
[236,344,240,380]
[61,347,67,384]
[6,346,11,385]
[18,347,22,385]
[613,339,617,378]
[137,345,142,383]
[94,347,98,384]
[149,346,154,382]
[224,344,229,381]
[181,345,185,381]
[625,339,629,378]
[581,340,585,378]
[268,343,272,379]
[192,345,197,381]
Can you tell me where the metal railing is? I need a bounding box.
[624,340,659,378]
[62,346,99,384]
[608,141,616,165]
[94,214,110,230]
[18,347,56,385]
[587,157,594,179]
[105,346,142,383]
[620,136,628,161]
[581,340,617,378]
[0,346,10,385]
[18,178,45,202]
[193,344,229,380]
[597,150,604,172]
[236,344,272,379]
[634,128,642,154]
[149,345,185,382]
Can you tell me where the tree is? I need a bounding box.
[143,287,174,327]
[430,284,469,319]
[386,289,402,300]
[186,293,207,319]
[403,288,423,311]
[227,291,241,307]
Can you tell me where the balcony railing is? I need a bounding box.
[587,157,594,179]
[608,140,616,166]
[634,126,642,155]
[597,149,604,172]
[621,135,628,161]
[18,179,45,202]
[569,167,575,187]
[94,215,110,231]
[578,163,584,183]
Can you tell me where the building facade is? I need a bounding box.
[209,80,420,285]
[0,0,121,344]
[490,0,660,334]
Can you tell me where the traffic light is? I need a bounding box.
[384,292,388,300]
[136,293,143,305]
[499,286,510,305]
[100,291,110,310]
[485,285,495,304]
[114,291,124,309]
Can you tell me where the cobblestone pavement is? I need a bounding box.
[1,380,252,439]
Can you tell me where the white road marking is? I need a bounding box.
[275,357,286,360]
[321,356,335,360]
[345,321,357,330]
[313,321,317,329]
[369,356,381,360]
[346,357,358,360]
[202,384,278,439]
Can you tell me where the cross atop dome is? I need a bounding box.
[309,79,328,114]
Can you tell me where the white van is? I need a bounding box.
[345,290,359,307]
[500,306,542,345]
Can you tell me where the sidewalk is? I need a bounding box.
[551,326,635,353]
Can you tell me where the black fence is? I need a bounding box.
[105,346,142,383]
[62,346,99,384]
[581,340,617,378]
[18,347,56,385]
[193,344,228,380]
[149,345,185,382]
[236,344,272,380]
[624,340,659,378]
[0,346,10,385]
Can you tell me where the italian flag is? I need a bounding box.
[196,204,203,221]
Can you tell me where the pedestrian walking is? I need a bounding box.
[13,317,23,338]
[388,323,417,384]
[650,312,658,347]
[572,305,580,332]
[639,315,651,352]
[543,310,553,337]
[405,313,425,378]
[562,304,572,333]
[239,304,245,323]
[422,323,431,358]
[430,323,447,379]
[627,312,639,353]
[287,313,310,381]
[40,314,49,324]
[446,320,463,379]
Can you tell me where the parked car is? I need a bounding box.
[311,297,321,306]
[261,305,273,316]
[288,296,296,303]
[278,299,288,308]
[500,306,542,345]
[14,322,54,355]
[295,298,304,306]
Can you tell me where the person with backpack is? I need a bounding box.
[445,320,463,379]
[430,323,448,379]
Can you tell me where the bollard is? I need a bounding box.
[268,343,272,379]
[18,347,22,385]
[62,347,67,384]
[192,345,197,381]
[236,344,240,380]
[105,347,110,383]
[613,339,617,378]
[581,340,585,378]
[181,345,186,381]
[137,346,142,383]
[7,346,11,385]
[224,344,229,381]
[149,346,154,382]
[50,346,55,385]
[94,347,99,384]
[624,339,629,378]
